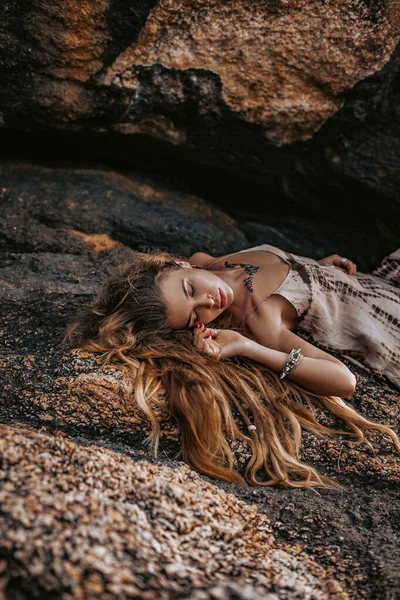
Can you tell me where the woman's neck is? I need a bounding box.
[211,264,255,320]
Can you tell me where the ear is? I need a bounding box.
[174,260,193,269]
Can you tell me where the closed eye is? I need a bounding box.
[189,283,199,327]
[183,281,198,328]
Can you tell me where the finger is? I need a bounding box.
[194,323,209,336]
[196,327,213,348]
[334,257,347,268]
[335,258,352,273]
[193,325,209,348]
[193,326,203,344]
[201,325,219,338]
[203,337,219,354]
[206,328,219,338]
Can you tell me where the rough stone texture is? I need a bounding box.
[0,158,399,598]
[0,161,246,258]
[0,424,343,599]
[102,0,398,144]
[1,345,400,598]
[1,1,400,263]
[1,2,400,597]
[1,0,398,142]
[0,158,394,276]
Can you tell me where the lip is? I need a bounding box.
[218,288,227,309]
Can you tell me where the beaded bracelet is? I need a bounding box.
[279,347,303,380]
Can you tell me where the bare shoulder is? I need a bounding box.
[189,252,216,268]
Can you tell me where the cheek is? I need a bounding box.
[198,308,215,325]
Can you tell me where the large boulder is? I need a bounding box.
[0,1,399,261]
[1,3,400,597]
[1,0,398,142]
[0,423,345,599]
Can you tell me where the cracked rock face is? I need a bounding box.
[2,0,398,144]
[0,424,343,599]
[1,1,400,260]
[102,0,398,144]
[1,3,400,598]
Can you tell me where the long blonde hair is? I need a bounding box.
[66,250,400,488]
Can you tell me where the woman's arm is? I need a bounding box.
[242,328,356,397]
[241,298,357,397]
[245,299,357,396]
[193,321,356,398]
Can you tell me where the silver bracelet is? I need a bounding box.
[279,348,303,380]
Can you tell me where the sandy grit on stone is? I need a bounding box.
[0,424,345,599]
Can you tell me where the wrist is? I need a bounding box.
[241,338,259,358]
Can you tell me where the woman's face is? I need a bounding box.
[159,264,234,329]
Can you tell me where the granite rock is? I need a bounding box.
[1,1,400,262]
[0,423,344,599]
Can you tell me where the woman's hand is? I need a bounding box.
[317,254,357,275]
[192,323,247,359]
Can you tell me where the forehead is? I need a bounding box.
[160,266,189,291]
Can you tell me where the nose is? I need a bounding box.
[200,294,214,309]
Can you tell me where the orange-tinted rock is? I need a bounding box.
[103,0,398,144]
[1,1,399,263]
[0,423,343,599]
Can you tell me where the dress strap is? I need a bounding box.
[239,297,272,325]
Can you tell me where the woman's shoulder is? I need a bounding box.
[189,252,216,268]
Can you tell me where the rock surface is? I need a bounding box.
[1,2,400,597]
[1,1,400,261]
[1,0,398,143]
[0,157,399,598]
[0,161,245,258]
[101,0,398,144]
[0,423,345,599]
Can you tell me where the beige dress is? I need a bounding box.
[235,244,400,389]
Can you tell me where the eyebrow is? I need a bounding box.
[182,279,193,328]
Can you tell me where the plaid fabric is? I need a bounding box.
[239,244,400,389]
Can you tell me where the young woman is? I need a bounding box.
[161,243,400,392]
[67,243,400,488]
